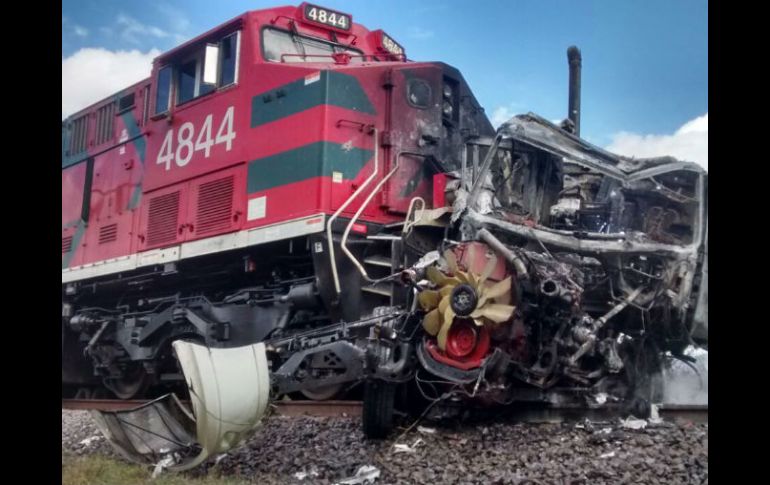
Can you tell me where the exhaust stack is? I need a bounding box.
[567,46,582,137]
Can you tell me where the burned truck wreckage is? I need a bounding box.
[275,113,708,434]
[61,5,707,467]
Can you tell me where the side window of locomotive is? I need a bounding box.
[177,59,197,104]
[407,79,431,109]
[174,32,241,106]
[177,53,215,105]
[155,66,172,115]
[219,33,238,87]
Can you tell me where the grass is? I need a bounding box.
[62,455,250,485]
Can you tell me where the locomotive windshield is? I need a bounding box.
[262,27,363,63]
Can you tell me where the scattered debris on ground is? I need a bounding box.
[392,438,424,454]
[63,410,707,484]
[333,465,381,485]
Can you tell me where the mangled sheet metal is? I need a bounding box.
[497,113,706,178]
[401,110,708,414]
[91,393,199,466]
[92,342,270,471]
[478,113,707,347]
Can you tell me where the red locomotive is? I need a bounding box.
[62,3,707,468]
[63,2,489,395]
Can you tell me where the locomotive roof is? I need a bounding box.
[62,4,378,123]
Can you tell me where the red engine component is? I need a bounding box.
[426,319,491,370]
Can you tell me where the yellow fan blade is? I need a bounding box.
[478,276,512,308]
[418,290,441,311]
[444,276,462,287]
[437,305,456,351]
[426,266,448,286]
[439,285,455,299]
[494,290,512,306]
[444,249,459,274]
[438,294,450,315]
[471,303,515,323]
[478,253,498,287]
[425,266,462,288]
[422,308,441,336]
[455,270,470,284]
[467,270,478,290]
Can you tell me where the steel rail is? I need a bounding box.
[62,399,706,422]
[62,399,364,417]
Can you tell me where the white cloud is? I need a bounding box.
[62,17,89,38]
[490,105,519,128]
[153,3,193,45]
[154,3,191,35]
[490,102,548,128]
[606,113,708,171]
[116,14,170,44]
[62,48,160,119]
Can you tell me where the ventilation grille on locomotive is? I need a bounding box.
[95,102,116,145]
[67,115,89,155]
[196,176,234,235]
[147,192,180,246]
[99,223,118,244]
[62,236,73,253]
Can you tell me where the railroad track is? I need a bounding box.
[61,398,363,417]
[61,399,706,423]
[656,403,708,423]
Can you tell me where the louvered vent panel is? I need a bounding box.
[196,176,234,235]
[99,223,118,244]
[147,191,180,246]
[62,236,73,253]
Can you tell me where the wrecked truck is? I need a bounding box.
[341,111,707,437]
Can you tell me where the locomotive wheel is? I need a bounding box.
[103,363,151,400]
[362,380,396,439]
[300,383,344,401]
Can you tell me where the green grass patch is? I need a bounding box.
[62,455,249,485]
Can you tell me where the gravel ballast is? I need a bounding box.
[62,410,707,484]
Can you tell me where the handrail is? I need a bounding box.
[327,128,379,295]
[402,197,426,235]
[339,152,429,288]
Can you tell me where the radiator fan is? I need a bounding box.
[419,246,515,353]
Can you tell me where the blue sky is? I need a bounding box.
[62,0,707,153]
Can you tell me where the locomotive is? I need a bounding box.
[62,3,708,469]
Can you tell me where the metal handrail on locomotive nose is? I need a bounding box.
[339,151,431,288]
